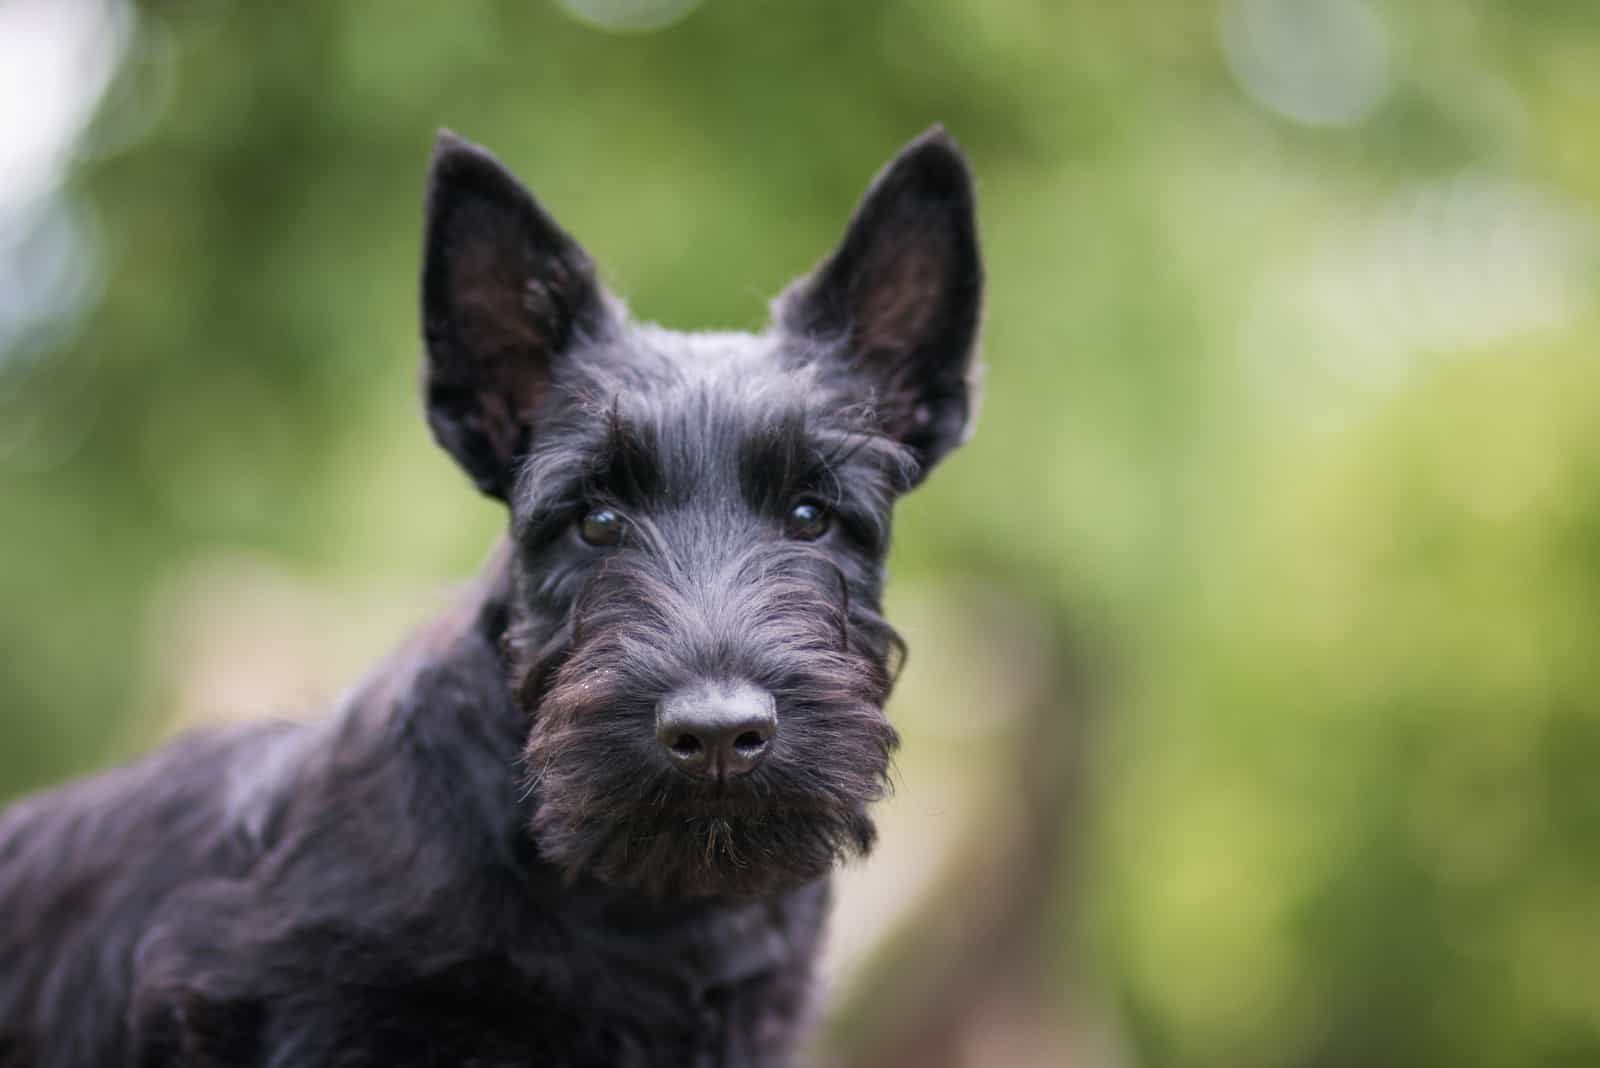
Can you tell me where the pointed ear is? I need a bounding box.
[421,130,614,500]
[775,126,983,484]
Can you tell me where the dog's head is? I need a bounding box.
[419,128,982,897]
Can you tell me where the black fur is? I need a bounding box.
[0,126,983,1067]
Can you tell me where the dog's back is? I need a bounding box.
[0,723,285,1066]
[0,592,536,1065]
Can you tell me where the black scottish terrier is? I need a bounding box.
[0,126,982,1067]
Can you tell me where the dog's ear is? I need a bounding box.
[776,125,982,485]
[421,131,613,500]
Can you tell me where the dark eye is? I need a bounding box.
[785,499,831,541]
[578,507,625,547]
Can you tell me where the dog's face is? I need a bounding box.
[419,129,981,897]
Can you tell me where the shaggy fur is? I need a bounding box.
[0,126,983,1067]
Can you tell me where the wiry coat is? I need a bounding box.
[0,126,982,1067]
[1,576,830,1065]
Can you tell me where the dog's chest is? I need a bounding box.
[536,880,831,1065]
[336,894,826,1066]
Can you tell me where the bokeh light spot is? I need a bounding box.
[556,0,703,33]
[1220,0,1390,127]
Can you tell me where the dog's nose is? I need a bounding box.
[656,682,777,780]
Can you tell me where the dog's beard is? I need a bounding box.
[504,550,903,898]
[522,686,895,898]
[528,767,882,898]
[517,652,897,899]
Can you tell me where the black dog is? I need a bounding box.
[0,126,982,1067]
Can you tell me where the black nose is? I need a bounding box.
[656,682,777,780]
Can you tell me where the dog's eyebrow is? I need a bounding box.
[511,404,654,541]
[738,408,817,509]
[735,407,909,550]
[593,404,663,503]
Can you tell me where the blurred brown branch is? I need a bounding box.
[822,594,1118,1068]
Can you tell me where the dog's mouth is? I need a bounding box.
[534,794,881,899]
[523,708,894,899]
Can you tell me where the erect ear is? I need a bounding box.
[421,130,614,500]
[775,125,983,485]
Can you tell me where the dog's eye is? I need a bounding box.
[578,507,625,547]
[785,500,831,541]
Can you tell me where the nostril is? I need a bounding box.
[657,681,777,777]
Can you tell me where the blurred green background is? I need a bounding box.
[3,0,1599,1065]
